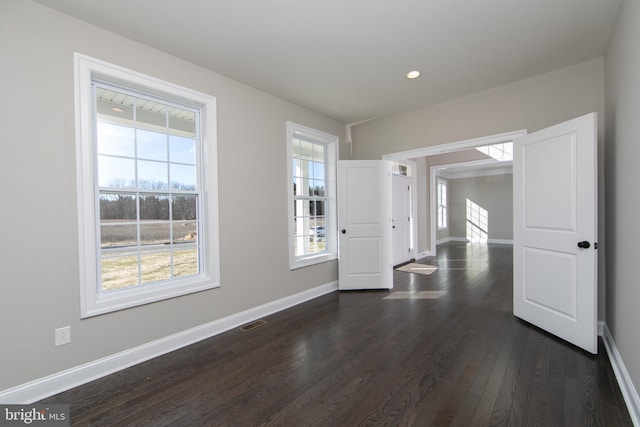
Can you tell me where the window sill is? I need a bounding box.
[289,252,337,270]
[82,276,220,318]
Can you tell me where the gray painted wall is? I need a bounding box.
[352,58,606,320]
[0,0,345,390]
[448,175,513,241]
[604,0,640,403]
[424,150,491,250]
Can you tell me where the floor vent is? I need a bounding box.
[240,319,266,332]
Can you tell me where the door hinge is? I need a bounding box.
[594,242,598,250]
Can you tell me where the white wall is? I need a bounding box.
[604,0,640,403]
[353,58,606,320]
[0,0,345,391]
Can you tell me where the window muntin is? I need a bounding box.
[75,53,219,318]
[437,178,448,230]
[292,137,327,257]
[287,122,337,269]
[95,84,201,292]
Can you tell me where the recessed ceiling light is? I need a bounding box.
[406,70,421,79]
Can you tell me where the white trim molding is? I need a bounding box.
[0,282,338,404]
[602,324,640,426]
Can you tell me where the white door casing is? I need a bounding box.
[513,112,597,354]
[338,160,393,290]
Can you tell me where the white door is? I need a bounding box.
[513,112,597,354]
[338,160,393,290]
[392,175,413,266]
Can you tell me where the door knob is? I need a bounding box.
[577,241,591,249]
[341,229,346,234]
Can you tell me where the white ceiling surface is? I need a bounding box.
[33,0,621,124]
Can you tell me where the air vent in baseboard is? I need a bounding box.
[240,319,266,332]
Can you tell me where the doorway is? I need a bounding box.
[383,130,526,256]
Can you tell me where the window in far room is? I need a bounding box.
[286,122,337,269]
[437,177,448,230]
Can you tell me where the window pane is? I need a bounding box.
[101,251,139,291]
[295,159,310,179]
[97,122,135,157]
[173,248,198,277]
[138,160,168,189]
[139,194,170,220]
[313,144,325,163]
[169,135,196,165]
[100,192,136,222]
[312,162,325,181]
[100,224,137,248]
[170,164,196,190]
[169,113,196,135]
[136,101,167,129]
[312,180,325,197]
[140,223,170,246]
[172,195,198,220]
[137,129,167,161]
[98,155,135,188]
[140,250,171,284]
[299,140,314,161]
[172,221,198,244]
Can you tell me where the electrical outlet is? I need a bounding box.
[55,326,71,346]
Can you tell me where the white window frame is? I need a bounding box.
[74,53,220,318]
[437,178,448,230]
[286,122,338,269]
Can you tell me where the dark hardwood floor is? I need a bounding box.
[40,243,633,426]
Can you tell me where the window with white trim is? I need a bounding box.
[286,122,337,269]
[437,178,448,230]
[75,54,220,317]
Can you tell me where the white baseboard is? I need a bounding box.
[0,281,338,404]
[487,238,513,245]
[436,237,467,245]
[602,323,640,426]
[435,237,513,245]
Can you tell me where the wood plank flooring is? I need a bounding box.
[40,242,633,426]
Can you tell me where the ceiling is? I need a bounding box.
[34,0,621,124]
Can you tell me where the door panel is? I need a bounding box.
[514,112,597,354]
[338,160,392,290]
[392,176,412,266]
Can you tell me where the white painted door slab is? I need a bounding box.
[513,112,597,354]
[392,175,412,266]
[338,160,393,290]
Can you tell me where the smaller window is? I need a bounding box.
[286,122,338,269]
[437,178,448,230]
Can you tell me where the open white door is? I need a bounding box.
[392,174,413,266]
[513,112,597,354]
[338,160,393,290]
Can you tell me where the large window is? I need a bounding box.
[75,54,220,317]
[437,178,448,230]
[286,122,337,269]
